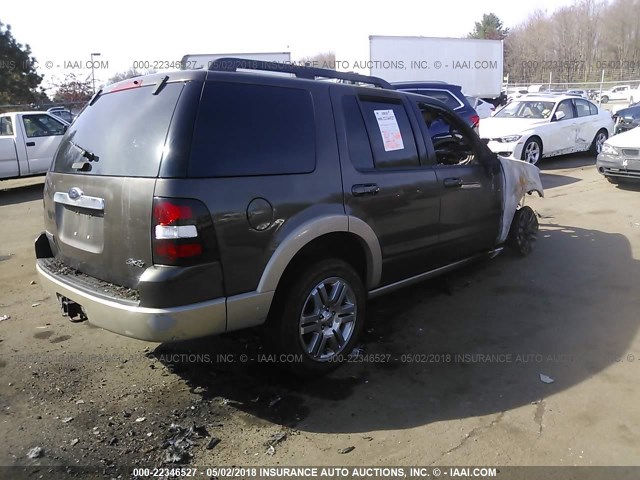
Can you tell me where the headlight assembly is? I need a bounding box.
[601,143,619,156]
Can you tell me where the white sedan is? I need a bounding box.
[480,95,613,164]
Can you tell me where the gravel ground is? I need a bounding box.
[1,156,640,479]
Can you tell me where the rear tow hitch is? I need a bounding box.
[57,295,88,322]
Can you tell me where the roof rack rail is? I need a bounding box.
[208,57,392,89]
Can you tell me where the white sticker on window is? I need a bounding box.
[374,109,404,152]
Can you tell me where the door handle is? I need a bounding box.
[26,142,35,147]
[443,177,463,188]
[351,183,380,196]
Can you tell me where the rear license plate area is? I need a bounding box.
[55,204,105,253]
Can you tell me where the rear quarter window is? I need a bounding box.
[0,117,13,136]
[189,82,316,177]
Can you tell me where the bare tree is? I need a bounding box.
[296,52,336,69]
[504,0,640,84]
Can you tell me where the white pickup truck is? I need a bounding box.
[598,85,640,104]
[0,111,69,180]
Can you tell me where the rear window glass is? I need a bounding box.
[52,83,184,177]
[400,89,462,110]
[189,82,316,177]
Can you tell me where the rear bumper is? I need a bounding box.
[37,261,227,342]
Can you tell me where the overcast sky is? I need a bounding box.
[3,0,576,87]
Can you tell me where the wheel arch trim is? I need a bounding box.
[256,215,382,293]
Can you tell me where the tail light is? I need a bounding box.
[152,197,217,266]
[471,114,480,128]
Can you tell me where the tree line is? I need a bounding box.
[501,0,640,85]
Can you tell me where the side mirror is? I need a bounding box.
[554,111,566,121]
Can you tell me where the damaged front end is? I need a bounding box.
[497,156,544,254]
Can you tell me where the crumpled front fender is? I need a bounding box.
[497,156,544,244]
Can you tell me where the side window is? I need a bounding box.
[555,100,575,120]
[342,96,374,170]
[22,114,66,137]
[589,102,599,115]
[189,82,316,177]
[575,99,594,117]
[0,117,13,136]
[359,98,419,169]
[419,104,477,166]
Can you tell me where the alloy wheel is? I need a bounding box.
[524,142,540,164]
[299,277,357,361]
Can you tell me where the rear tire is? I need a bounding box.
[508,206,538,256]
[268,258,366,376]
[601,96,609,104]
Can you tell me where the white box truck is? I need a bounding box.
[181,52,291,70]
[369,36,503,98]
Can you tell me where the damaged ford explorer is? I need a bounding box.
[35,59,543,374]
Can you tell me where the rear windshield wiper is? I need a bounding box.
[69,141,99,162]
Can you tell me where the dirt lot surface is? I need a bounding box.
[1,156,640,477]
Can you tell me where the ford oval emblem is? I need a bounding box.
[68,187,83,200]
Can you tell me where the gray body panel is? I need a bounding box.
[43,173,155,289]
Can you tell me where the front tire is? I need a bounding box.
[508,206,538,256]
[521,138,542,165]
[590,129,608,155]
[270,258,366,375]
[601,96,609,104]
[606,176,619,184]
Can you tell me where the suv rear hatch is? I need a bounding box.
[43,78,191,291]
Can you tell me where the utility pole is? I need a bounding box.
[90,52,101,94]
